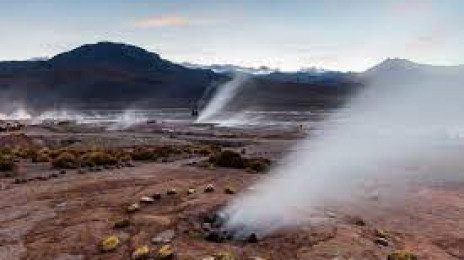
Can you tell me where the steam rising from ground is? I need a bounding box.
[223,71,464,235]
[197,74,248,123]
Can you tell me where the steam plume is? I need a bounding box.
[197,73,248,123]
[223,66,464,235]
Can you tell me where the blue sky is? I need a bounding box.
[0,0,463,71]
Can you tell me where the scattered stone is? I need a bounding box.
[152,229,175,244]
[326,212,337,218]
[374,237,389,247]
[50,173,59,178]
[187,188,196,195]
[247,233,258,243]
[126,162,135,167]
[204,184,215,193]
[213,251,234,260]
[127,203,140,213]
[140,196,155,204]
[132,245,150,260]
[387,250,417,260]
[155,245,174,260]
[113,218,130,229]
[95,167,103,172]
[166,188,177,195]
[152,193,162,200]
[224,186,236,194]
[77,169,86,174]
[59,170,66,175]
[98,235,120,252]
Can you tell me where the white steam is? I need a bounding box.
[196,74,248,123]
[223,68,464,235]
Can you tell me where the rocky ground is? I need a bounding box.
[0,120,464,259]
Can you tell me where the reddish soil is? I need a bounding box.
[0,123,464,259]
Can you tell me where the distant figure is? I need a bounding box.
[191,101,199,117]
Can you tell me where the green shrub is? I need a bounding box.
[80,151,118,167]
[52,152,79,169]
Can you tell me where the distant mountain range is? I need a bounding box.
[0,42,462,112]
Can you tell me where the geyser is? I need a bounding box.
[196,73,248,123]
[222,66,464,235]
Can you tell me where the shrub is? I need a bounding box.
[246,158,271,173]
[80,151,118,167]
[0,155,15,172]
[52,152,79,169]
[131,147,158,161]
[209,150,245,169]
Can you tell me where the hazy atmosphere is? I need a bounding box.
[1,0,464,70]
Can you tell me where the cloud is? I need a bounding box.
[133,15,214,28]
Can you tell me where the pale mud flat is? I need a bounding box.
[0,120,464,259]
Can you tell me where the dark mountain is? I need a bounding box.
[0,42,366,111]
[0,42,222,110]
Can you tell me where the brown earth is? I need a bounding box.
[0,122,464,259]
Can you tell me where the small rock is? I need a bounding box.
[140,196,155,204]
[326,212,337,218]
[50,173,59,178]
[59,170,66,175]
[77,169,86,174]
[349,216,366,226]
[187,188,196,195]
[132,245,150,260]
[155,245,174,260]
[98,235,120,252]
[375,228,388,239]
[152,229,175,244]
[374,237,389,247]
[166,188,177,195]
[248,257,267,260]
[204,184,215,193]
[113,218,130,229]
[213,251,234,260]
[126,162,135,167]
[224,186,235,194]
[127,203,140,213]
[152,193,162,200]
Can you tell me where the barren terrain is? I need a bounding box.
[1,120,464,259]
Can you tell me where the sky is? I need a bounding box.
[0,0,463,71]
